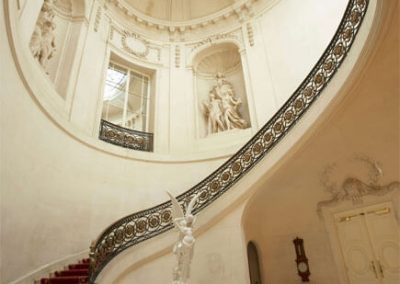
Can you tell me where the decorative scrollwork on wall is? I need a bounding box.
[121,31,150,58]
[89,0,369,282]
[99,120,153,152]
[317,155,400,213]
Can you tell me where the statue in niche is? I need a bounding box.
[167,191,201,284]
[30,0,57,70]
[202,73,247,135]
[203,91,225,134]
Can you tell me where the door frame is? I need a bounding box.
[320,192,400,284]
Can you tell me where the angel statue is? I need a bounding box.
[167,191,201,284]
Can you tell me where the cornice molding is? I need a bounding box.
[104,0,279,37]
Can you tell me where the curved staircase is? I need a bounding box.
[39,259,89,284]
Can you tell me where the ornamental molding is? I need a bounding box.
[189,31,241,53]
[121,31,150,58]
[89,0,369,282]
[317,155,400,213]
[94,6,103,32]
[107,18,164,64]
[104,0,268,36]
[246,22,255,46]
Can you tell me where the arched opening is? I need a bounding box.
[247,241,263,284]
[29,0,85,99]
[192,42,251,138]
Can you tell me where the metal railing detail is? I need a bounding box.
[99,119,154,152]
[89,0,368,281]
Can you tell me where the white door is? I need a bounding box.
[335,203,400,284]
[364,204,400,284]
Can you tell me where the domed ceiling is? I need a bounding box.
[124,0,235,22]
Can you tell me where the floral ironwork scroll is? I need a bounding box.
[99,120,154,152]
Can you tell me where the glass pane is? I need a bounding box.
[101,64,127,127]
[126,71,149,131]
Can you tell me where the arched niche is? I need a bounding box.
[28,0,86,99]
[193,42,251,139]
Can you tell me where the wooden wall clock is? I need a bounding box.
[293,237,311,282]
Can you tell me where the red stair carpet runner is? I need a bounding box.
[40,259,89,284]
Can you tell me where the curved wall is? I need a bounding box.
[242,2,399,283]
[94,1,398,283]
[6,0,348,161]
[0,0,375,283]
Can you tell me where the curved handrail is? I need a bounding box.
[89,0,369,282]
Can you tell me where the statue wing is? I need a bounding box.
[186,192,201,216]
[166,191,184,220]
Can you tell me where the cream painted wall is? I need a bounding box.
[1,0,391,283]
[87,1,398,283]
[0,7,227,281]
[98,204,248,284]
[242,4,399,282]
[8,0,350,160]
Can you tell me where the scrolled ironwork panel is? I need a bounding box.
[99,120,154,152]
[89,0,369,282]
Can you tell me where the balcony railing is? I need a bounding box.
[99,119,154,152]
[89,0,369,282]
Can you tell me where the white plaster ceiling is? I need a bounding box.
[124,0,235,22]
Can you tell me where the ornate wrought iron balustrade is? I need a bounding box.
[89,0,369,282]
[99,119,154,152]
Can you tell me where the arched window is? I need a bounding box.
[247,241,263,284]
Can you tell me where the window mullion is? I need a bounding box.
[122,70,130,127]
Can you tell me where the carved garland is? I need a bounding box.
[89,0,369,282]
[121,31,150,58]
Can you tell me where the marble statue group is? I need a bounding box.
[203,72,247,134]
[30,0,57,69]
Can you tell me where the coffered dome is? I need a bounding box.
[123,0,235,22]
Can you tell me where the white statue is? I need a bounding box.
[167,191,201,284]
[203,91,226,134]
[202,73,247,135]
[30,0,57,69]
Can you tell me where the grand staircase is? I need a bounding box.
[39,259,89,284]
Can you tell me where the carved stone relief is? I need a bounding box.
[94,6,103,32]
[121,31,150,58]
[190,32,240,53]
[108,24,163,64]
[175,45,181,68]
[30,0,57,70]
[246,22,254,46]
[317,155,400,213]
[106,0,261,37]
[202,73,248,135]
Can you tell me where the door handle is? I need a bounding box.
[370,261,378,279]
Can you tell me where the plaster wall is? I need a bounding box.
[90,1,398,283]
[0,11,226,281]
[0,0,386,283]
[98,204,248,284]
[242,5,399,282]
[9,0,349,160]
